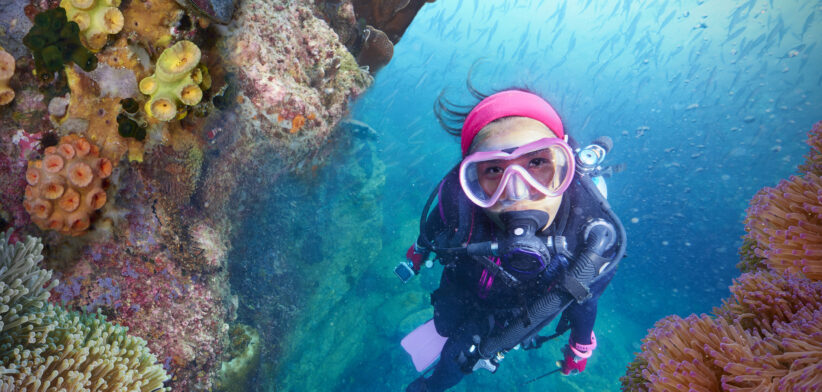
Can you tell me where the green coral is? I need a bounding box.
[60,0,124,52]
[22,7,98,75]
[117,99,147,141]
[117,113,147,141]
[139,40,209,122]
[0,230,170,391]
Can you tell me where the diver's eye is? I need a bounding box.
[484,166,503,175]
[529,157,550,167]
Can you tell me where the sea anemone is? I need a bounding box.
[622,313,725,391]
[744,172,822,280]
[799,121,822,176]
[715,270,822,334]
[0,231,170,390]
[623,121,822,391]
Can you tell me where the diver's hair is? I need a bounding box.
[433,62,538,137]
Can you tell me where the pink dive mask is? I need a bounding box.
[459,137,575,208]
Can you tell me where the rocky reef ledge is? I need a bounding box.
[0,0,431,389]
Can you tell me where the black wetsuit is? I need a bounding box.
[412,168,616,392]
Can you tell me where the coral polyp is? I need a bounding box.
[157,40,201,77]
[23,134,112,236]
[61,0,125,51]
[139,40,207,121]
[117,112,147,141]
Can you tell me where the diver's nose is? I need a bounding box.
[504,173,530,201]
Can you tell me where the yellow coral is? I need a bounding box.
[63,65,135,162]
[120,0,182,49]
[140,40,208,121]
[61,0,124,51]
[0,48,14,105]
[23,134,112,236]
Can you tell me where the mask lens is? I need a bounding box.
[460,141,573,207]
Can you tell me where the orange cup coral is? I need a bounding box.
[23,134,112,236]
[290,115,306,133]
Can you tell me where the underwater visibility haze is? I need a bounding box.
[0,0,820,390]
[231,0,822,391]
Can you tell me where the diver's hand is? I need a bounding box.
[406,244,426,273]
[558,344,587,376]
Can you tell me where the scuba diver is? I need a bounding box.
[396,88,626,391]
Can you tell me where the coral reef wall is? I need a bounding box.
[227,122,387,390]
[0,0,430,389]
[621,121,822,392]
[317,0,433,71]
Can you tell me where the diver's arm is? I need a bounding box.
[557,267,615,374]
[407,205,449,272]
[564,296,598,347]
[564,267,614,343]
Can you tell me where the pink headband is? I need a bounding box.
[460,90,564,156]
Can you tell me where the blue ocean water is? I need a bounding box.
[229,1,822,390]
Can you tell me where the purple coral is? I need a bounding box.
[86,277,122,311]
[54,275,85,304]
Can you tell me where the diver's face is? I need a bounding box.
[469,117,564,229]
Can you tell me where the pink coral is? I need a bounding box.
[0,149,29,229]
[11,129,42,159]
[49,165,230,391]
